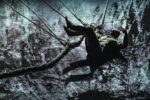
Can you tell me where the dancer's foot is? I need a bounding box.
[64,26,71,36]
[64,26,77,36]
[65,16,72,28]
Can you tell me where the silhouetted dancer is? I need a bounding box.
[63,17,128,85]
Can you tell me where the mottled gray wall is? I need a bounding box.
[0,0,149,100]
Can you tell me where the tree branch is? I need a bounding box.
[0,37,84,79]
[0,0,85,79]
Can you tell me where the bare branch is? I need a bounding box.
[0,0,85,79]
[0,37,84,79]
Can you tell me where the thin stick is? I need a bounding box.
[3,0,66,45]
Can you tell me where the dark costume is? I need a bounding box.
[63,17,128,84]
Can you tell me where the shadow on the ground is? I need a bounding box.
[68,90,123,100]
[68,90,150,100]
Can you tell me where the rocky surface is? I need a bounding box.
[0,0,150,100]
